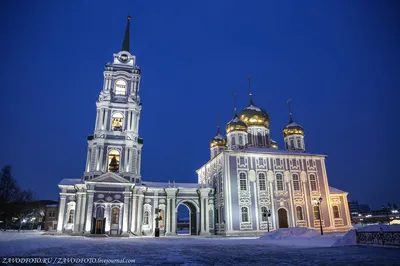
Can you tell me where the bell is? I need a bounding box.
[109,156,119,172]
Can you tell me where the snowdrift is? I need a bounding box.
[260,227,320,240]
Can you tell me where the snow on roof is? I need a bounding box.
[214,133,225,139]
[233,147,326,157]
[140,181,211,189]
[58,178,82,186]
[286,122,303,128]
[46,204,58,207]
[329,186,347,194]
[246,105,261,111]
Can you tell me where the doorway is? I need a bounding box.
[96,218,103,234]
[278,208,289,228]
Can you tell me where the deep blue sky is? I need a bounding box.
[0,1,398,210]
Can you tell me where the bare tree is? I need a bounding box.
[0,165,20,204]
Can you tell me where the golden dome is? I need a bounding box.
[226,113,248,134]
[210,126,227,148]
[239,97,270,128]
[282,117,304,137]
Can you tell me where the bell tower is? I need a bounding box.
[83,16,143,183]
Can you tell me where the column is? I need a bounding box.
[165,197,171,235]
[205,198,210,233]
[136,195,144,235]
[105,205,111,233]
[199,189,210,235]
[94,110,100,130]
[124,147,129,172]
[126,111,131,131]
[98,147,104,172]
[122,192,130,233]
[130,193,137,233]
[152,192,159,233]
[74,194,82,233]
[137,151,141,176]
[103,109,109,131]
[85,193,94,233]
[57,195,66,232]
[287,182,295,227]
[269,182,276,230]
[85,149,91,172]
[98,108,104,130]
[80,193,87,232]
[171,196,177,234]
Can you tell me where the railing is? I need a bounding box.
[356,230,400,246]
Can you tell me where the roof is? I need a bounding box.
[286,121,303,128]
[58,178,82,186]
[140,181,211,189]
[329,186,347,194]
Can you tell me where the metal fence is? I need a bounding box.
[356,230,400,246]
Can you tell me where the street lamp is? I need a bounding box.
[313,197,323,235]
[263,209,272,232]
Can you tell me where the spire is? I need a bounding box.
[287,98,294,123]
[121,15,131,52]
[247,74,254,105]
[216,113,221,135]
[233,92,238,118]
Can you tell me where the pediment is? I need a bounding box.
[89,172,132,184]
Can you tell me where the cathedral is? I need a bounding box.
[56,17,353,236]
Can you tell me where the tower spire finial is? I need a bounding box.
[216,113,221,135]
[233,92,238,117]
[121,15,131,52]
[247,74,253,104]
[287,98,293,123]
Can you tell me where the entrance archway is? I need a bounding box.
[278,208,288,228]
[176,201,198,235]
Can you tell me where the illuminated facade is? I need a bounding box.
[57,17,352,236]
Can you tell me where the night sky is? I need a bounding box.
[0,1,398,210]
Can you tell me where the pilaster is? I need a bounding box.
[135,193,144,235]
[85,193,94,233]
[165,188,178,236]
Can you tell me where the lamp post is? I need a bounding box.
[314,197,323,235]
[263,209,272,232]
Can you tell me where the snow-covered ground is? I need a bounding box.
[0,227,399,265]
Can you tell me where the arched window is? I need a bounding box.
[239,173,247,191]
[261,207,268,221]
[313,206,320,220]
[296,206,303,220]
[297,138,302,149]
[257,132,263,146]
[231,135,236,145]
[309,174,317,191]
[219,172,223,193]
[276,173,284,191]
[111,112,124,131]
[239,135,243,145]
[115,80,127,96]
[248,133,252,145]
[241,207,249,222]
[259,173,266,191]
[285,141,288,150]
[220,207,224,223]
[215,209,219,223]
[111,208,119,224]
[68,209,74,223]
[292,174,300,191]
[290,139,295,149]
[333,206,340,218]
[143,210,149,225]
[107,150,120,172]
